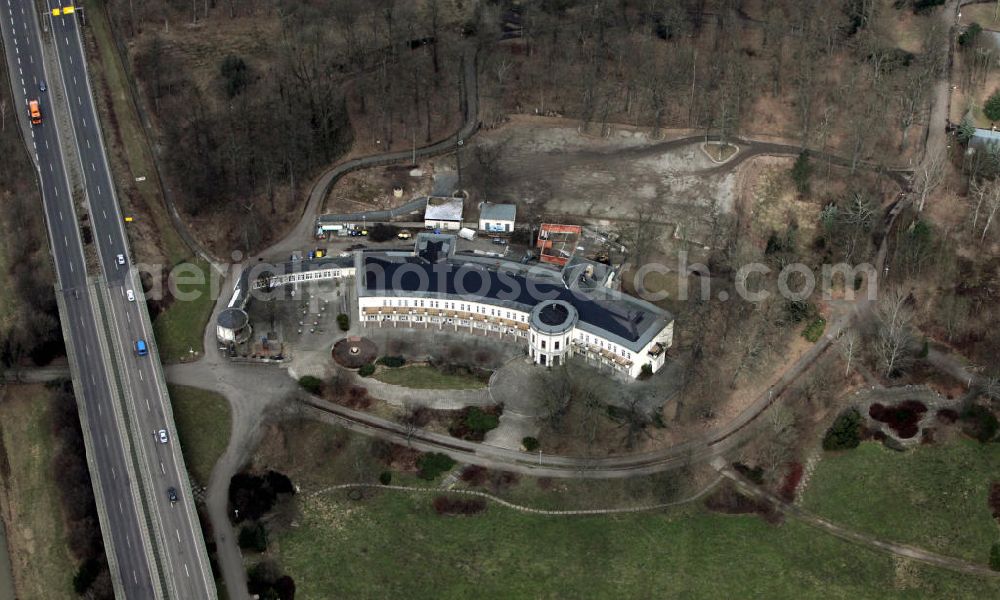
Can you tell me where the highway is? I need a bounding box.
[1,1,215,598]
[42,2,216,598]
[0,0,155,596]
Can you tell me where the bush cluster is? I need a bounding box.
[358,363,376,377]
[432,495,487,515]
[377,355,406,368]
[822,408,862,451]
[417,452,456,480]
[229,470,295,523]
[238,522,268,553]
[297,375,323,395]
[802,317,826,343]
[336,313,350,331]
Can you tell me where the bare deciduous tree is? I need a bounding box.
[915,147,947,212]
[871,287,916,377]
[839,329,861,376]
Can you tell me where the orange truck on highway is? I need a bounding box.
[28,99,42,125]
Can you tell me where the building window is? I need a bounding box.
[541,340,547,350]
[554,341,560,350]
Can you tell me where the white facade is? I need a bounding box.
[424,197,464,231]
[227,252,673,379]
[358,294,671,379]
[478,203,516,233]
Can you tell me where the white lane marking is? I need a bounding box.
[103,434,108,448]
[126,536,132,550]
[77,95,81,105]
[118,500,123,514]
[69,261,74,273]
[64,36,68,45]
[89,373,93,386]
[102,209,106,219]
[73,76,76,85]
[53,185,57,196]
[159,461,165,474]
[96,185,101,195]
[138,370,144,382]
[175,529,181,542]
[82,117,87,127]
[45,140,49,149]
[63,235,67,247]
[91,162,95,171]
[48,163,52,172]
[111,467,116,480]
[28,55,32,64]
[185,564,190,578]
[132,571,137,585]
[86,139,90,148]
[146,396,151,411]
[97,401,102,415]
[107,234,112,244]
[126,312,131,323]
[58,210,63,221]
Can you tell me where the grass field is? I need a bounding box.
[372,366,486,390]
[0,385,76,600]
[275,490,1000,599]
[801,440,1000,564]
[152,259,219,362]
[167,384,231,486]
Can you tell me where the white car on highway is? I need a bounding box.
[126,289,135,301]
[116,254,125,265]
[157,429,168,444]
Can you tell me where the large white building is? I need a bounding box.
[222,234,673,379]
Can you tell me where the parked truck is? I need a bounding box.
[28,99,42,125]
[458,227,476,241]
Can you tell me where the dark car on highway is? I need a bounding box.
[167,487,178,504]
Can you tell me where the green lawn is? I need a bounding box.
[153,259,219,362]
[0,385,76,600]
[167,384,231,486]
[372,366,487,390]
[275,491,1000,599]
[802,440,1000,563]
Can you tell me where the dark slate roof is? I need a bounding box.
[217,307,248,329]
[360,255,670,349]
[479,203,517,222]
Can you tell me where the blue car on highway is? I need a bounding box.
[135,339,148,356]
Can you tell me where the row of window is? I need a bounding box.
[255,269,347,288]
[378,298,527,322]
